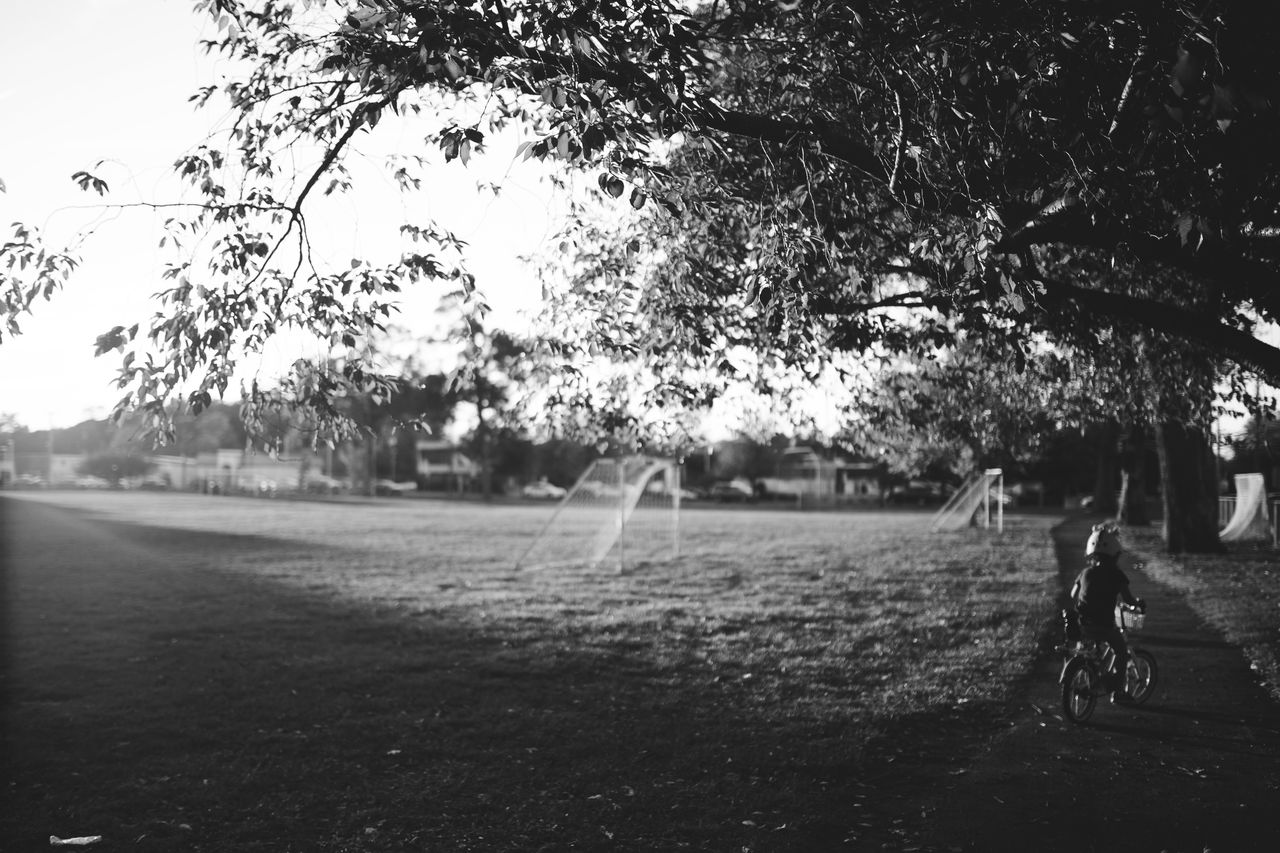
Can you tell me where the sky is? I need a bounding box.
[0,0,565,431]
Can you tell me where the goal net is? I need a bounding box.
[515,456,683,572]
[1220,472,1270,541]
[931,468,1004,532]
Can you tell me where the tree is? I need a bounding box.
[78,451,154,486]
[1225,413,1280,488]
[856,338,1081,475]
[5,1,1279,550]
[441,296,532,500]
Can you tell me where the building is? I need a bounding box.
[0,439,14,486]
[191,449,306,493]
[415,440,479,492]
[762,446,883,505]
[145,454,199,490]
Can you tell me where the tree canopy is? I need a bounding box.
[4,0,1280,443]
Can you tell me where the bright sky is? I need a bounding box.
[0,0,565,431]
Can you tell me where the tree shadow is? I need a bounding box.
[1129,701,1280,732]
[1137,633,1234,650]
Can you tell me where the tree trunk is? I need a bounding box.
[1118,424,1151,526]
[1091,421,1119,515]
[1154,420,1223,553]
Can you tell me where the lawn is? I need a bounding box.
[3,492,1060,851]
[1130,526,1280,705]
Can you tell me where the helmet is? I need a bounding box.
[1085,523,1122,558]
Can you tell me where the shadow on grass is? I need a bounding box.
[2,498,1066,853]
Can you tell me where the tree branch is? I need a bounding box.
[999,208,1280,324]
[1037,276,1280,382]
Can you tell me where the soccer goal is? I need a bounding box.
[515,456,684,573]
[931,468,1004,533]
[1220,472,1270,542]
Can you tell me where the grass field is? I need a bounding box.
[1131,527,1280,704]
[3,492,1061,851]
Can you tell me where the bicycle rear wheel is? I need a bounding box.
[1061,658,1098,723]
[1125,648,1158,704]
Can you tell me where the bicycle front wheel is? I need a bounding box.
[1061,658,1098,723]
[1125,648,1158,704]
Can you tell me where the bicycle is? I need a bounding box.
[1058,604,1158,724]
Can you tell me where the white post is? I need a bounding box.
[617,458,626,574]
[672,460,682,559]
[982,468,1004,534]
[997,471,1005,533]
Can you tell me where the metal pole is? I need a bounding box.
[672,460,682,559]
[998,471,1005,533]
[617,457,626,574]
[1264,494,1274,548]
[982,474,990,529]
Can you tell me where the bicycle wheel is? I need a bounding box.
[1061,658,1098,723]
[1125,648,1158,704]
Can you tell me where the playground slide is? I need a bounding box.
[1220,472,1270,541]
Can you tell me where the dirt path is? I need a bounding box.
[892,517,1280,853]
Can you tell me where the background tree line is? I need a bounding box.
[11,393,1266,510]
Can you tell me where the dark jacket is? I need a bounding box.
[1071,557,1137,626]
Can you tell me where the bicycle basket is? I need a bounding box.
[1115,606,1145,631]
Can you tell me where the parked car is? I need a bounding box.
[73,475,112,489]
[303,474,347,495]
[577,480,622,499]
[887,480,945,506]
[709,479,755,503]
[522,479,568,500]
[375,479,419,496]
[644,481,702,501]
[13,473,46,488]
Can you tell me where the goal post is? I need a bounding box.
[515,456,683,572]
[931,468,1004,533]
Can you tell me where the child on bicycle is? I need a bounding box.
[1068,522,1145,703]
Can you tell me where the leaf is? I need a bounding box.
[70,170,110,195]
[94,327,127,356]
[581,125,605,159]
